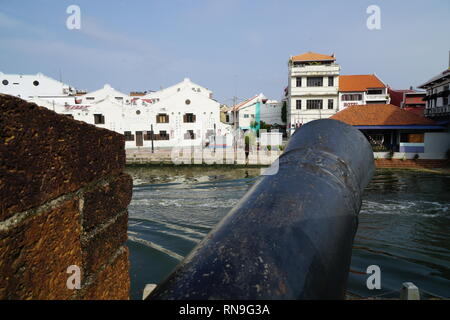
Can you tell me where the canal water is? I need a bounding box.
[125,166,450,300]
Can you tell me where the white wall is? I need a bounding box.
[422,131,450,159]
[0,72,75,98]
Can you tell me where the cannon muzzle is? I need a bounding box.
[147,119,375,300]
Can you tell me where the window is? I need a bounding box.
[244,114,249,118]
[136,110,141,115]
[184,130,195,140]
[124,131,135,141]
[400,133,424,143]
[307,77,323,87]
[156,113,169,123]
[367,89,382,95]
[296,100,302,109]
[328,99,334,109]
[86,97,95,100]
[159,131,169,140]
[328,77,334,87]
[33,80,39,86]
[185,99,191,105]
[144,131,153,140]
[94,114,105,124]
[296,77,302,87]
[2,80,8,85]
[306,100,323,109]
[341,94,362,101]
[183,113,196,123]
[115,97,123,100]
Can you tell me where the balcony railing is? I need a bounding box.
[365,94,389,101]
[424,106,450,115]
[289,64,340,74]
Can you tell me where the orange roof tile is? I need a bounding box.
[291,52,335,62]
[330,104,436,126]
[339,75,386,92]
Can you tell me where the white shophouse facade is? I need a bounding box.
[287,52,340,134]
[1,73,230,149]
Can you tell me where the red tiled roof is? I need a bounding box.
[404,96,425,105]
[291,52,335,62]
[339,75,385,92]
[330,104,436,126]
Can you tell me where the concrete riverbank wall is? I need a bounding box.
[0,95,132,299]
[126,147,449,169]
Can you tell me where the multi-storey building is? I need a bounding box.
[228,94,266,131]
[419,68,450,121]
[338,74,390,110]
[286,52,340,134]
[389,87,426,116]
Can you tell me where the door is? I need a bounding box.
[135,131,143,147]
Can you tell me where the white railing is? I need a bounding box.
[365,94,389,101]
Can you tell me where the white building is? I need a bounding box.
[143,77,213,101]
[228,94,267,130]
[419,68,450,120]
[338,74,390,110]
[260,100,284,126]
[77,84,130,105]
[16,75,230,149]
[0,71,76,99]
[286,52,340,133]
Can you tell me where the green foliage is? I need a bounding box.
[281,102,287,123]
[372,145,388,152]
[387,150,394,160]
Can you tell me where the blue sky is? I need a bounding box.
[0,0,449,104]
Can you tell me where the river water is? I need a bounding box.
[125,166,450,300]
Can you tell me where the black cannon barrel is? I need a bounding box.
[148,119,375,300]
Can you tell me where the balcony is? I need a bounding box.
[365,94,389,101]
[290,86,338,96]
[289,64,340,76]
[424,106,450,116]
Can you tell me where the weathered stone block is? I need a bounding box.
[0,199,82,299]
[82,212,128,276]
[0,95,126,221]
[80,247,130,300]
[82,174,132,233]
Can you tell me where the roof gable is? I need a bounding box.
[330,104,435,126]
[339,75,386,92]
[291,52,335,62]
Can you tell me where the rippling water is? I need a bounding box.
[125,166,450,300]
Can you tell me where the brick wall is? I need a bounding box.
[375,159,449,169]
[0,95,132,299]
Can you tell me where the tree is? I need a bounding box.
[281,101,287,124]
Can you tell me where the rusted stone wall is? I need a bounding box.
[0,95,132,300]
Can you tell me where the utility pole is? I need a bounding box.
[231,96,238,155]
[151,124,154,153]
[214,123,216,154]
